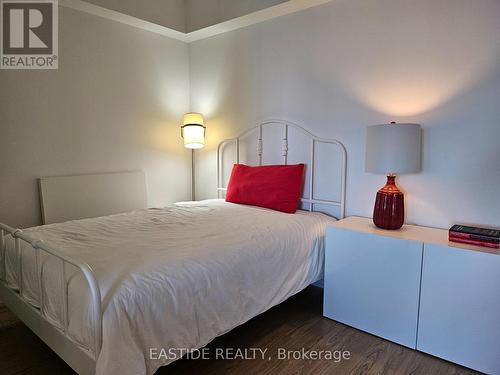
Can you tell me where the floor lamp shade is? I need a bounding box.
[182,113,206,149]
[365,123,422,229]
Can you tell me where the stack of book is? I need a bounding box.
[449,225,500,249]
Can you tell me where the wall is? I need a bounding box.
[185,0,288,32]
[84,0,187,32]
[0,6,191,228]
[189,0,500,229]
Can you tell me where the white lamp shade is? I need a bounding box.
[183,112,204,127]
[365,123,422,174]
[182,113,205,149]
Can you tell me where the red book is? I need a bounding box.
[448,235,500,249]
[449,231,500,244]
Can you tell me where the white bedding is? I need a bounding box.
[3,199,335,375]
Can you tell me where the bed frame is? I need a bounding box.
[217,119,347,219]
[0,119,347,375]
[0,224,100,375]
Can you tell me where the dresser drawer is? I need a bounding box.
[323,226,423,348]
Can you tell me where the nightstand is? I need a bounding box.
[323,216,500,374]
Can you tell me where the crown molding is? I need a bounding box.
[183,0,332,43]
[59,0,187,41]
[60,0,333,43]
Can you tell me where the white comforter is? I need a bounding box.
[3,199,335,375]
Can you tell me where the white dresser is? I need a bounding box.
[323,217,500,374]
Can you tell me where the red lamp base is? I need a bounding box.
[373,175,404,230]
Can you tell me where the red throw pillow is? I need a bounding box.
[225,164,305,213]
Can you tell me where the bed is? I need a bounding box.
[0,119,347,375]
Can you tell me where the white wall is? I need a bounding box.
[190,0,500,229]
[1,0,499,230]
[185,0,288,32]
[0,7,191,228]
[84,0,187,32]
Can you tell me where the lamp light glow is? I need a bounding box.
[182,113,205,149]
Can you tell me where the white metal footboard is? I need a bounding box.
[0,222,102,374]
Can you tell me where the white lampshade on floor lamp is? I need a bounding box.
[365,122,422,229]
[181,113,206,200]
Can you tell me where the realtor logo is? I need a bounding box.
[1,0,58,69]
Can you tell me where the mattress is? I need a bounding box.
[2,199,335,375]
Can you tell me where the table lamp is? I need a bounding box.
[365,122,422,229]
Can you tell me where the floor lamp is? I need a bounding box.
[181,113,206,201]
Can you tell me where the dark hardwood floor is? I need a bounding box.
[0,287,478,375]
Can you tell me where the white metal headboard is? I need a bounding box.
[216,119,347,219]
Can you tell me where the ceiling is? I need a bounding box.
[81,0,289,33]
[60,0,332,42]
